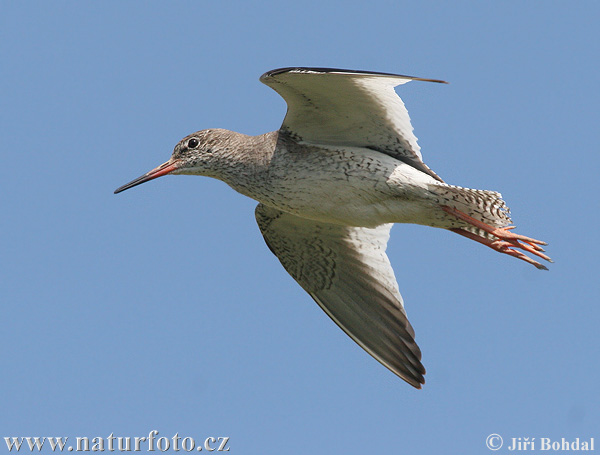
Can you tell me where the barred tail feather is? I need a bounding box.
[432,184,512,237]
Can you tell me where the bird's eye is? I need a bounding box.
[187,138,199,149]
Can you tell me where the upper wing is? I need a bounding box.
[260,67,446,182]
[255,203,425,388]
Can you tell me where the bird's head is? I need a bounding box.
[114,129,225,194]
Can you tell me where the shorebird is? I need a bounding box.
[115,67,551,388]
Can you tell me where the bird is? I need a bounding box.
[114,67,551,388]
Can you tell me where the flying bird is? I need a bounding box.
[115,67,551,388]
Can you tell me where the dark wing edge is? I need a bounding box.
[255,204,425,388]
[261,67,448,84]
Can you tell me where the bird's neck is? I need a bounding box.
[211,130,278,200]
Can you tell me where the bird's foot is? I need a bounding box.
[450,228,550,270]
[442,206,552,270]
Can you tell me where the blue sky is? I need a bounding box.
[2,2,598,454]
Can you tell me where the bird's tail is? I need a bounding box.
[432,184,512,237]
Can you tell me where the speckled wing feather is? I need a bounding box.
[260,67,446,182]
[255,203,425,388]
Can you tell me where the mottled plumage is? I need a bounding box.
[115,67,551,388]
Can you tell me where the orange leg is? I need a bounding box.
[442,206,552,270]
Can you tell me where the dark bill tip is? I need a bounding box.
[114,161,178,194]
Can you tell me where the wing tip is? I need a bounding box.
[413,77,449,84]
[261,67,448,84]
[403,372,426,389]
[400,374,426,390]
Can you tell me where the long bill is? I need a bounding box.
[114,160,179,194]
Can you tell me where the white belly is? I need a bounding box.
[240,144,443,228]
